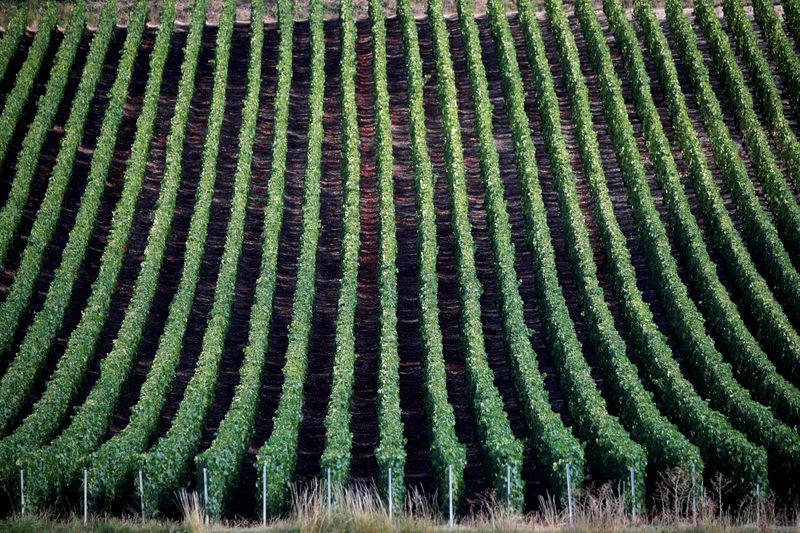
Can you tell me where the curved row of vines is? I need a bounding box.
[0,0,797,519]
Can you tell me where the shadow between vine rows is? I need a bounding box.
[294,17,343,484]
[384,14,435,501]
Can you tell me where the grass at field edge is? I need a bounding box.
[0,515,785,532]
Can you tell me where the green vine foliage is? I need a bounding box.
[693,0,800,257]
[723,0,800,190]
[0,6,27,82]
[544,0,766,497]
[319,0,362,493]
[84,0,207,508]
[0,0,143,440]
[577,0,798,494]
[1,0,798,517]
[632,0,800,409]
[604,0,800,483]
[196,0,288,519]
[784,0,800,47]
[0,2,83,357]
[138,0,240,514]
[662,0,800,340]
[0,0,114,377]
[427,0,524,510]
[254,0,325,514]
[0,2,56,170]
[0,2,85,266]
[751,0,800,125]
[604,0,800,429]
[490,0,647,507]
[517,0,700,476]
[368,0,406,513]
[12,0,181,511]
[395,0,467,513]
[457,0,584,505]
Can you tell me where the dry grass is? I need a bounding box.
[3,469,797,532]
[177,488,206,532]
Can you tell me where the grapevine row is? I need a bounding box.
[319,0,362,491]
[543,0,765,492]
[179,0,263,512]
[663,0,800,385]
[751,0,800,124]
[395,0,467,510]
[576,0,799,491]
[498,0,650,499]
[0,6,27,82]
[2,0,798,514]
[784,0,800,47]
[490,0,647,504]
[368,0,406,512]
[0,2,55,170]
[0,0,147,438]
[427,0,524,509]
[0,2,85,266]
[84,0,208,507]
[0,0,143,485]
[516,0,702,475]
[632,0,800,414]
[138,0,239,512]
[455,0,584,504]
[195,0,287,518]
[721,0,800,191]
[693,0,800,257]
[604,0,800,427]
[255,0,325,513]
[14,0,180,510]
[0,0,114,377]
[604,0,800,486]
